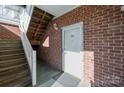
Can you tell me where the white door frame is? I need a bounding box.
[61,22,84,80]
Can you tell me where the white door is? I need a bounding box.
[62,22,83,80]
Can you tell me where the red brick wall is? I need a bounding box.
[37,23,62,69]
[0,23,20,40]
[38,5,124,87]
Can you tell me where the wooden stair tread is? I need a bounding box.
[0,45,22,48]
[0,46,23,51]
[0,69,29,82]
[6,76,31,87]
[0,62,27,72]
[0,53,25,61]
[0,49,24,55]
[0,59,26,68]
[0,64,28,76]
[0,49,23,52]
[0,52,24,57]
[0,58,26,64]
[0,36,31,86]
[0,71,30,87]
[0,40,21,43]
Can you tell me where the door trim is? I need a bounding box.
[61,22,84,80]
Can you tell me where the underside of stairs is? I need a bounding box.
[27,7,54,46]
[0,40,32,87]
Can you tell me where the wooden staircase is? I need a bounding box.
[27,7,54,45]
[0,40,32,87]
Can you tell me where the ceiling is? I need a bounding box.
[36,5,79,18]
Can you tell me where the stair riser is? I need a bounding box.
[0,65,28,76]
[0,59,26,68]
[0,70,29,86]
[0,50,24,55]
[0,54,25,61]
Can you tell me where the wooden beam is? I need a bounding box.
[33,8,53,18]
[30,40,41,45]
[27,7,54,46]
[34,12,46,36]
[30,22,38,28]
[32,11,43,19]
[28,27,36,31]
[31,17,40,24]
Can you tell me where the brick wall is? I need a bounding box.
[38,5,124,87]
[0,23,20,40]
[37,23,62,69]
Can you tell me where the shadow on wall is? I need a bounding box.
[37,25,62,70]
[37,32,50,62]
[0,23,20,40]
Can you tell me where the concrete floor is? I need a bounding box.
[36,61,62,86]
[36,61,87,87]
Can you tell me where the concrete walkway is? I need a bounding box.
[37,61,87,87]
